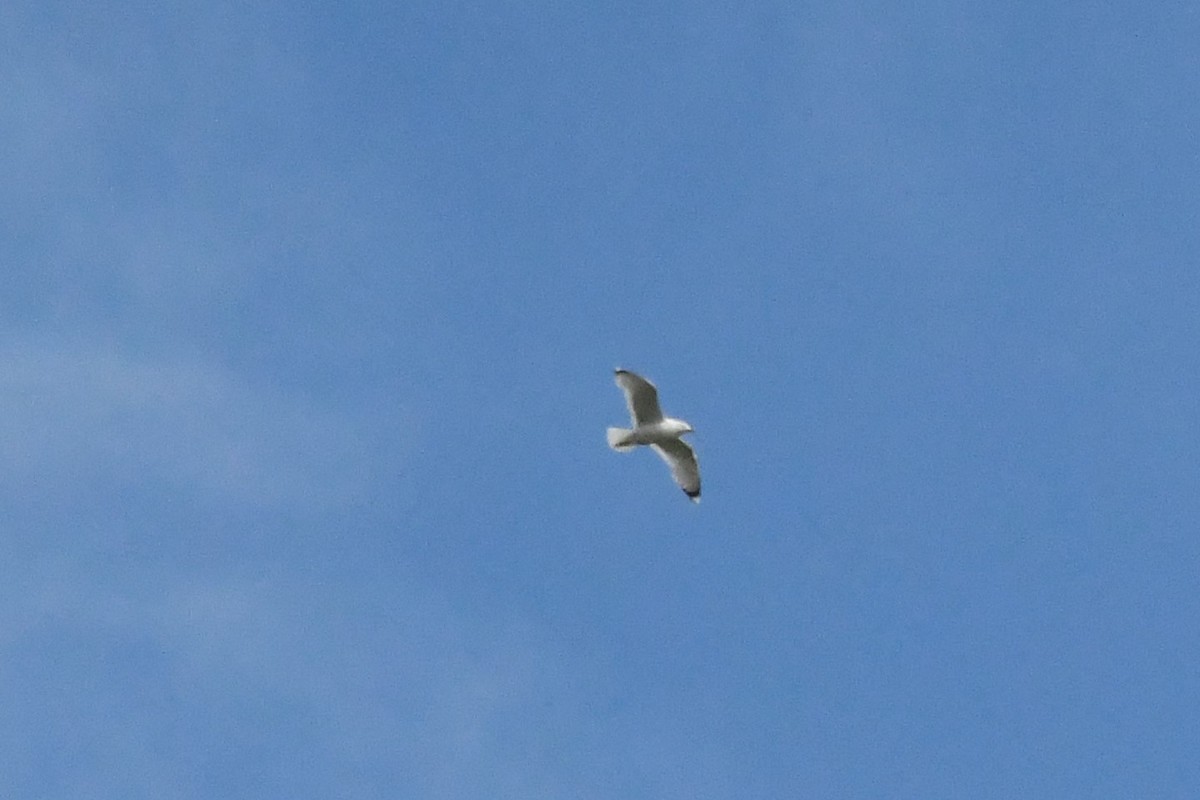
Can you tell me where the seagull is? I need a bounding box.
[606,368,701,502]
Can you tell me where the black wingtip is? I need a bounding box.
[684,488,701,502]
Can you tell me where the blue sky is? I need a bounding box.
[4,1,1199,797]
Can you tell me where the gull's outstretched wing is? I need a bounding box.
[614,369,663,426]
[652,438,701,502]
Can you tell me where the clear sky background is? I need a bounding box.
[4,2,1199,798]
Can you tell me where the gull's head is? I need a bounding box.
[665,418,694,436]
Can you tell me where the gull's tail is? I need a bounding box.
[607,427,636,451]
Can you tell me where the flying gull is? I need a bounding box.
[606,369,701,502]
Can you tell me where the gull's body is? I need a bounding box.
[606,369,701,502]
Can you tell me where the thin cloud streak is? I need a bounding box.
[0,339,371,508]
[0,562,597,799]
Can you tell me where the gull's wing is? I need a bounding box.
[652,438,701,502]
[614,369,663,426]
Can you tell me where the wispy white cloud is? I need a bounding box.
[0,339,371,507]
[0,563,582,799]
